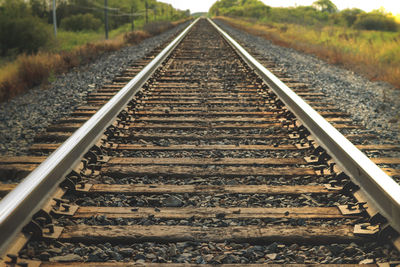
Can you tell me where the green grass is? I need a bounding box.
[54,30,104,51]
[53,16,171,52]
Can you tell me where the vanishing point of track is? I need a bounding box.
[1,18,400,266]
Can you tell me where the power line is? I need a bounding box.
[67,4,146,17]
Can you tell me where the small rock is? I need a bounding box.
[203,254,214,262]
[109,251,122,261]
[359,259,374,264]
[48,247,61,254]
[119,248,134,257]
[266,253,277,260]
[267,242,278,252]
[39,252,51,261]
[168,243,177,256]
[50,254,82,262]
[145,253,156,260]
[134,253,146,260]
[163,195,183,207]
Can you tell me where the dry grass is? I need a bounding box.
[217,16,400,89]
[123,30,151,45]
[0,39,125,102]
[0,19,190,102]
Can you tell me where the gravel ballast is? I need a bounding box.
[0,22,189,156]
[2,20,398,155]
[20,240,400,264]
[215,20,400,143]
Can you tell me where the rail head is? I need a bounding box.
[0,18,200,256]
[208,18,400,235]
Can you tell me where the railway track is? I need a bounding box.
[1,18,400,266]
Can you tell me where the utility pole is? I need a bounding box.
[52,0,57,38]
[104,0,109,40]
[145,1,148,24]
[131,6,135,31]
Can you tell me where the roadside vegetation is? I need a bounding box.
[209,0,400,89]
[0,0,190,102]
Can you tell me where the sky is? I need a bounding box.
[158,0,400,15]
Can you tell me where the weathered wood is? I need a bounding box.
[371,158,400,164]
[139,100,267,105]
[305,101,333,106]
[103,165,316,178]
[134,117,277,123]
[0,183,16,196]
[87,93,116,97]
[310,106,339,110]
[0,156,47,164]
[133,111,276,116]
[344,134,377,140]
[113,76,135,82]
[59,225,366,244]
[75,206,348,219]
[296,92,325,97]
[127,133,287,140]
[34,132,72,142]
[382,168,400,176]
[128,123,282,130]
[40,263,373,267]
[319,111,350,117]
[115,144,298,151]
[107,157,306,165]
[124,133,371,141]
[323,118,352,123]
[150,89,261,94]
[148,92,259,96]
[101,84,125,89]
[88,184,339,195]
[137,106,272,111]
[29,143,60,152]
[58,117,91,123]
[144,97,263,101]
[357,145,400,151]
[46,123,83,132]
[0,164,37,179]
[75,106,101,111]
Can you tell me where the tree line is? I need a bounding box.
[209,0,399,32]
[0,0,189,56]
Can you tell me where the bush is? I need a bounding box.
[336,8,364,27]
[267,6,329,26]
[61,13,101,32]
[354,13,398,32]
[143,21,174,36]
[0,15,52,56]
[210,0,270,19]
[123,31,151,45]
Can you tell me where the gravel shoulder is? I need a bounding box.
[0,22,189,156]
[215,20,400,143]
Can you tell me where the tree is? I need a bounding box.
[30,0,48,19]
[0,1,52,55]
[353,12,398,32]
[338,8,363,26]
[312,0,337,13]
[61,13,101,31]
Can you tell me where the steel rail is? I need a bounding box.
[0,18,199,255]
[209,18,400,234]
